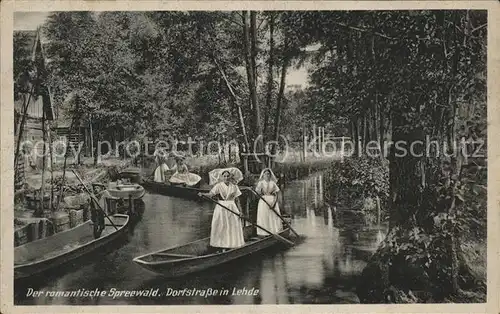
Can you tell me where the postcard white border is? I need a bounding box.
[1,1,499,313]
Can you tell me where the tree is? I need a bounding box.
[283,10,487,301]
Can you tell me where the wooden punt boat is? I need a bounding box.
[132,226,291,278]
[141,180,254,201]
[107,183,146,200]
[14,214,130,280]
[141,180,208,199]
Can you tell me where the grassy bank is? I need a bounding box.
[141,152,338,186]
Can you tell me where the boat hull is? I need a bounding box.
[107,184,146,200]
[141,180,207,200]
[133,228,291,278]
[14,214,130,280]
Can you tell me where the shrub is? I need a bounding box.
[323,157,389,212]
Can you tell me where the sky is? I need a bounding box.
[13,11,311,88]
[14,12,50,30]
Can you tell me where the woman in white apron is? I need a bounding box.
[199,169,245,252]
[255,168,282,236]
[153,149,170,182]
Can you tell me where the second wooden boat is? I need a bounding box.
[14,214,130,280]
[107,183,146,199]
[141,180,207,200]
[132,226,291,278]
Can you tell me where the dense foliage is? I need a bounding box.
[26,11,314,155]
[324,157,389,211]
[301,10,487,302]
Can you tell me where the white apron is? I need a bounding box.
[255,180,282,236]
[153,163,170,182]
[209,182,245,248]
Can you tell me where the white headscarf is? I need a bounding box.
[209,167,244,185]
[259,168,278,182]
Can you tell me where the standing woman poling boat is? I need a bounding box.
[153,148,170,183]
[255,168,283,237]
[198,168,245,253]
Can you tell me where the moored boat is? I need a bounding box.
[141,180,207,200]
[14,214,130,280]
[107,183,146,200]
[141,180,255,202]
[132,225,291,278]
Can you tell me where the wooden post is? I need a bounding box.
[89,115,94,159]
[312,124,317,153]
[39,107,47,216]
[302,127,307,162]
[320,127,324,155]
[77,127,81,165]
[322,127,325,153]
[243,154,249,174]
[48,121,55,211]
[376,195,381,225]
[318,127,321,154]
[218,135,222,165]
[319,173,323,204]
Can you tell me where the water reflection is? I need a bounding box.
[15,172,387,305]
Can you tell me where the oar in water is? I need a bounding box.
[245,187,300,238]
[71,169,119,231]
[199,194,295,247]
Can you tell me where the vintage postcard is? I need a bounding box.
[1,1,499,313]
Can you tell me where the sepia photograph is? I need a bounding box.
[2,2,495,311]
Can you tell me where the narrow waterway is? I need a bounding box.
[15,172,387,305]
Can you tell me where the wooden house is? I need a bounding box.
[14,28,96,186]
[14,28,55,189]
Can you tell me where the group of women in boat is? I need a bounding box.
[198,167,282,253]
[153,150,202,187]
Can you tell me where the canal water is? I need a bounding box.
[15,173,388,305]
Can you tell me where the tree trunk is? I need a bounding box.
[389,97,426,228]
[352,117,359,156]
[93,128,100,166]
[250,11,258,88]
[242,11,262,149]
[211,55,250,151]
[37,106,47,217]
[89,114,94,159]
[363,110,368,147]
[55,117,77,212]
[48,121,55,210]
[374,96,380,144]
[263,13,275,141]
[14,86,36,167]
[380,95,386,147]
[272,42,289,154]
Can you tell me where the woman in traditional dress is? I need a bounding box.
[255,168,282,236]
[153,149,170,183]
[169,156,201,187]
[198,169,245,252]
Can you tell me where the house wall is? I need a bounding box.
[14,94,46,119]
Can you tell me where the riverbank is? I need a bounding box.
[14,157,134,242]
[317,156,487,303]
